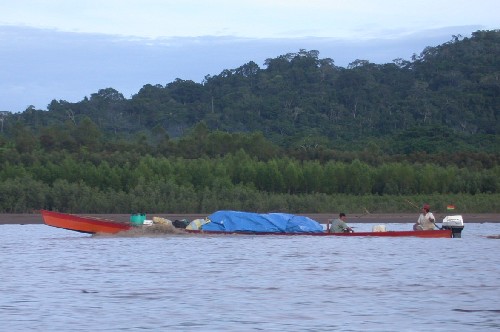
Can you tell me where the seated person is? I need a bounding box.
[413,204,436,230]
[329,213,354,233]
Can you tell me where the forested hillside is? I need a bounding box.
[0,30,498,213]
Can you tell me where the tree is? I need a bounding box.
[12,123,37,153]
[73,117,102,151]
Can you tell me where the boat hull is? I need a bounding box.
[184,229,453,238]
[40,210,132,234]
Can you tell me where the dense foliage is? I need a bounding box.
[0,150,498,213]
[0,30,498,213]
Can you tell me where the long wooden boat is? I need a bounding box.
[40,210,462,238]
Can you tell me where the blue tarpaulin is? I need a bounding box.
[201,210,324,233]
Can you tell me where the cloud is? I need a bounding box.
[1,0,498,39]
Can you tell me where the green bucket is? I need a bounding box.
[130,213,146,226]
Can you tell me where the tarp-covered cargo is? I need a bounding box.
[199,210,324,233]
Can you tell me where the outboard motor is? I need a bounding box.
[442,215,464,238]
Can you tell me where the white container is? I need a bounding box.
[372,225,387,232]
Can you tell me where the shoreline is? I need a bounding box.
[1,213,499,225]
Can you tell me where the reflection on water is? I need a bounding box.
[1,223,499,331]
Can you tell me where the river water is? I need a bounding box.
[1,222,499,331]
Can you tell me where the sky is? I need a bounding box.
[0,0,498,112]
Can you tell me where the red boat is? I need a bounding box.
[40,210,463,238]
[41,210,132,234]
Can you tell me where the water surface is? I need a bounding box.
[1,223,499,331]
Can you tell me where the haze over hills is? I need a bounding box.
[0,25,484,112]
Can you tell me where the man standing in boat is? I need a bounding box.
[329,213,354,233]
[413,204,436,230]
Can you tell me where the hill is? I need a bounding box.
[1,29,498,155]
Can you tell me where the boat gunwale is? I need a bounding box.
[184,229,453,237]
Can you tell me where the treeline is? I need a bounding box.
[2,120,498,169]
[1,174,497,215]
[1,151,498,213]
[1,30,499,153]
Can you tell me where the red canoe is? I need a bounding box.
[40,210,460,238]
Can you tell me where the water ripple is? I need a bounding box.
[1,223,499,331]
